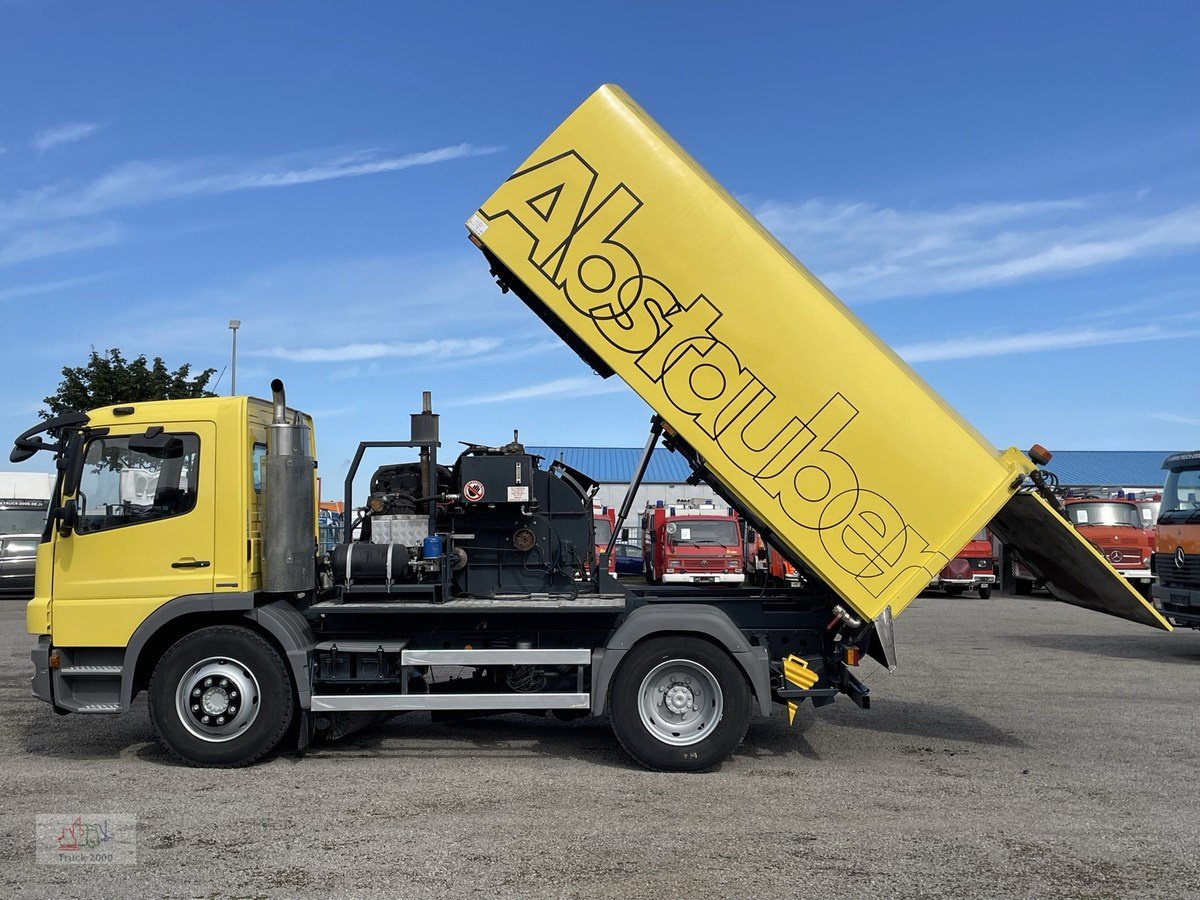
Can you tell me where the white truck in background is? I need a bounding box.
[0,471,55,535]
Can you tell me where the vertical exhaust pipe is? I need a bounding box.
[262,378,316,594]
[270,378,288,425]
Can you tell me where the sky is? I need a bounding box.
[1,2,1197,497]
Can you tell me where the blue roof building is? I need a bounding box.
[527,446,1180,491]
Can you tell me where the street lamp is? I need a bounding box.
[228,320,241,396]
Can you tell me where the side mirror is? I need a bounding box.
[54,499,78,537]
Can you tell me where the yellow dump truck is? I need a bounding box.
[11,85,1167,771]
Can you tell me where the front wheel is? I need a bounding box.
[149,625,296,767]
[978,584,993,600]
[608,636,750,772]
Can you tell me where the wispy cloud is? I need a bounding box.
[257,336,502,363]
[0,270,123,303]
[0,222,123,267]
[0,143,501,232]
[896,323,1200,363]
[754,196,1200,301]
[1149,413,1200,428]
[33,122,100,151]
[447,376,627,407]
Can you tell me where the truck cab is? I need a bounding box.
[1063,497,1155,594]
[743,527,800,588]
[1151,452,1200,628]
[929,528,996,598]
[591,503,617,576]
[641,500,743,585]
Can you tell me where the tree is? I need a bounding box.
[41,347,217,419]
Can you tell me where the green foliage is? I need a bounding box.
[41,347,217,419]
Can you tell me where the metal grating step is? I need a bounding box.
[58,665,123,676]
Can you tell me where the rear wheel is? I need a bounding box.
[149,625,295,767]
[608,636,750,772]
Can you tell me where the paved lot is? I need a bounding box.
[1,592,1197,899]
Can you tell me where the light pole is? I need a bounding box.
[228,320,241,396]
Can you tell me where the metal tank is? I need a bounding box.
[262,379,316,593]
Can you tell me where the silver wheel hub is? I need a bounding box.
[638,659,724,747]
[175,657,260,743]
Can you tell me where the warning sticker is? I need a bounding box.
[463,480,486,502]
[466,214,489,237]
[507,485,530,503]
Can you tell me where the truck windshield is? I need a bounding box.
[1066,502,1141,528]
[670,520,738,546]
[594,517,613,546]
[1160,467,1200,524]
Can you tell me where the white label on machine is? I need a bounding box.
[679,527,691,540]
[507,485,530,502]
[466,214,489,236]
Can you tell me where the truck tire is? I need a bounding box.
[608,636,750,772]
[148,625,296,767]
[978,584,992,599]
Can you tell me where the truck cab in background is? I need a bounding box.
[591,503,617,576]
[1063,497,1155,594]
[1130,493,1161,550]
[743,527,800,588]
[641,500,743,585]
[1152,452,1200,628]
[929,528,996,598]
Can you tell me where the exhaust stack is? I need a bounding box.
[262,378,316,593]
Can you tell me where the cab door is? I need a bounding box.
[51,421,216,648]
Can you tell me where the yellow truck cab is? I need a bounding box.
[11,86,1168,771]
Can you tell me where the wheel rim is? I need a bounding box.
[637,659,724,747]
[174,656,261,743]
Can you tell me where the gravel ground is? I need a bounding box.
[1,591,1197,899]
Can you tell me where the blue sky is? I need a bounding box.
[1,2,1197,496]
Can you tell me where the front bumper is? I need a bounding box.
[936,574,995,588]
[1151,583,1200,628]
[662,573,745,584]
[1116,567,1154,585]
[31,635,52,704]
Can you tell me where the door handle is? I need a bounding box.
[172,559,211,569]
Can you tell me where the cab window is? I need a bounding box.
[251,443,267,493]
[75,434,200,534]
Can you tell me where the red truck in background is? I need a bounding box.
[590,503,617,575]
[641,499,744,585]
[1130,492,1162,551]
[1063,496,1155,594]
[928,528,996,598]
[743,527,800,588]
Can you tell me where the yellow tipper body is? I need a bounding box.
[468,84,1168,631]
